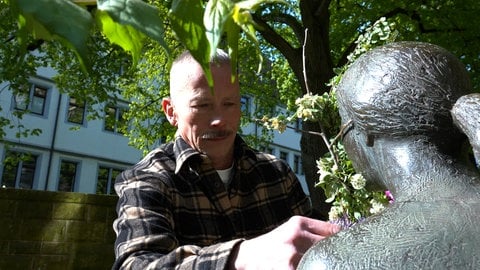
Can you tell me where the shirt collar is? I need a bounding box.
[172,136,201,174]
[172,134,257,174]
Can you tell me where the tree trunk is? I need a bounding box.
[301,121,330,219]
[297,0,335,219]
[255,0,335,219]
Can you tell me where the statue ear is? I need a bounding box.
[162,98,177,126]
[366,133,375,147]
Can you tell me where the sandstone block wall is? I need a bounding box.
[0,189,118,270]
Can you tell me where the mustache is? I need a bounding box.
[201,130,233,139]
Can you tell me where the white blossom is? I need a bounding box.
[350,173,366,190]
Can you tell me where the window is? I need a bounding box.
[259,146,274,155]
[1,151,37,189]
[58,160,78,192]
[67,97,86,124]
[295,118,303,132]
[104,104,127,134]
[14,83,48,115]
[240,96,250,115]
[96,166,122,195]
[280,151,289,163]
[293,154,303,175]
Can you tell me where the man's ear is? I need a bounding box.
[162,98,177,126]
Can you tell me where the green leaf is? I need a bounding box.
[97,0,168,51]
[231,4,263,72]
[18,13,53,41]
[204,0,233,59]
[96,10,144,64]
[325,190,337,203]
[13,0,93,71]
[97,0,170,63]
[322,181,340,203]
[170,0,212,87]
[235,0,287,10]
[231,0,289,72]
[225,17,239,82]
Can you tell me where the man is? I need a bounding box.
[112,49,339,270]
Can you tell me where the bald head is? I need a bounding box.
[162,49,241,169]
[169,50,231,101]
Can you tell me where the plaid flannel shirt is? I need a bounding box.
[112,135,311,269]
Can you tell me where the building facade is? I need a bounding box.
[0,67,308,196]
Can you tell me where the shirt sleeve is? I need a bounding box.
[112,169,243,270]
[284,162,313,217]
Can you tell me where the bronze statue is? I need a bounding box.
[298,42,480,269]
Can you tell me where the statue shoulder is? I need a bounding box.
[452,93,480,166]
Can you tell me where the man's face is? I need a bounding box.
[165,61,241,164]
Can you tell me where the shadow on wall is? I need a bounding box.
[0,188,117,270]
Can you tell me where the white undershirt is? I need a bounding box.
[216,165,234,188]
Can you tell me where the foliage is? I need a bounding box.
[309,17,398,223]
[2,0,480,218]
[0,1,44,143]
[251,0,480,216]
[7,0,285,87]
[4,0,480,142]
[261,17,398,223]
[2,0,293,152]
[316,142,390,225]
[10,0,93,70]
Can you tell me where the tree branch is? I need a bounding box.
[259,12,305,44]
[251,13,299,63]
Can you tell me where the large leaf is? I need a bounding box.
[169,0,212,87]
[232,4,262,72]
[204,0,233,59]
[225,17,239,83]
[230,0,286,73]
[235,0,287,10]
[97,0,169,62]
[12,0,93,70]
[96,10,144,64]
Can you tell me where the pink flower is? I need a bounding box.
[385,190,394,203]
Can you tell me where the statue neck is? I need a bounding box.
[371,138,478,201]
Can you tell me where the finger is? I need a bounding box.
[294,230,325,252]
[291,252,304,269]
[300,217,341,236]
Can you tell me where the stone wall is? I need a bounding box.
[0,188,118,270]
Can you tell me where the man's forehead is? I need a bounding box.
[170,62,205,92]
[172,60,205,78]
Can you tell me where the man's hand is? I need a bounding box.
[229,216,341,270]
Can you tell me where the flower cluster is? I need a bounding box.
[317,17,397,226]
[293,92,340,137]
[259,115,287,133]
[294,93,325,121]
[316,141,391,224]
[259,16,398,227]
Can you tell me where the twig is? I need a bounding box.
[302,28,310,95]
[253,117,355,170]
[317,122,340,168]
[332,119,353,145]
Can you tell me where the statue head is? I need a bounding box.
[337,42,472,188]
